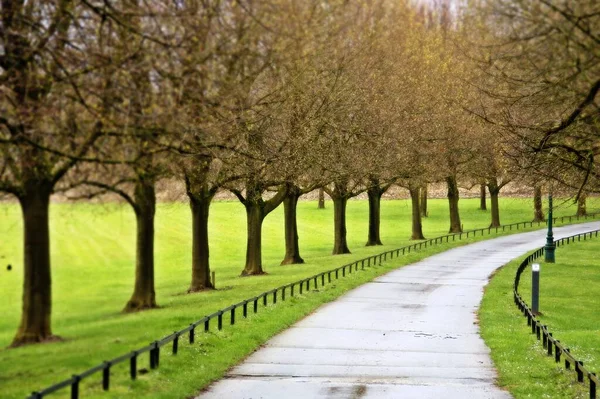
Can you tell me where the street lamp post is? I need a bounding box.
[545,192,555,263]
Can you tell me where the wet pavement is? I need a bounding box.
[198,222,600,399]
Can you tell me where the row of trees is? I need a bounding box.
[1,0,596,346]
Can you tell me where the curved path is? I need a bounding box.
[198,222,600,399]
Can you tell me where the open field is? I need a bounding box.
[0,197,596,399]
[480,231,600,398]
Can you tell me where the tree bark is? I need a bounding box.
[124,179,158,312]
[242,201,266,275]
[486,177,504,227]
[409,185,425,240]
[332,196,351,254]
[480,183,487,210]
[489,190,501,227]
[188,191,215,292]
[366,185,383,246]
[446,176,462,233]
[577,193,587,216]
[420,184,428,217]
[533,186,545,222]
[318,187,325,209]
[12,183,56,346]
[281,186,304,265]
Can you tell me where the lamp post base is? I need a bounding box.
[544,244,555,263]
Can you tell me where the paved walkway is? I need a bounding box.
[198,222,600,399]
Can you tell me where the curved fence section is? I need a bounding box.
[27,212,600,398]
[513,229,600,399]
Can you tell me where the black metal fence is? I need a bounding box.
[514,229,600,399]
[27,212,600,399]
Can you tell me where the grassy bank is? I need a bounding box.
[480,231,600,398]
[0,197,594,398]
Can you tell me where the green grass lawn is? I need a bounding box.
[0,196,595,399]
[480,232,600,398]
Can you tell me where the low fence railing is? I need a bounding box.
[513,229,600,399]
[27,212,600,399]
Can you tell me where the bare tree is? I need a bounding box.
[0,1,132,345]
[467,1,600,195]
[64,1,191,310]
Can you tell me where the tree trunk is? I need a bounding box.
[318,187,325,209]
[281,187,304,265]
[12,184,55,346]
[124,179,158,312]
[480,183,487,210]
[533,186,545,222]
[486,177,503,227]
[366,186,383,246]
[242,202,266,275]
[420,184,428,217]
[446,176,462,233]
[489,191,501,227]
[332,196,351,254]
[188,191,214,292]
[237,183,287,276]
[409,185,425,240]
[577,193,587,216]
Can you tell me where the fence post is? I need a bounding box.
[130,352,137,380]
[102,361,111,391]
[577,362,585,382]
[150,342,157,369]
[71,375,80,399]
[173,333,179,354]
[542,326,548,348]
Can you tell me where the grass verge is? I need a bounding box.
[480,233,600,398]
